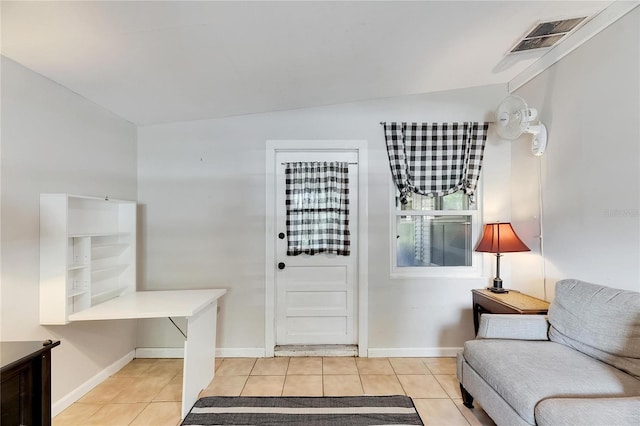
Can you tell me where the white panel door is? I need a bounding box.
[275,151,358,345]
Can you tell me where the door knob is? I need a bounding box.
[278,262,286,270]
[278,232,285,239]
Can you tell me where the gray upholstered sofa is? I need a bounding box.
[457,279,640,426]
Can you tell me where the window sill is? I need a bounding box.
[390,267,482,280]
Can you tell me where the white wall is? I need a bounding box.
[510,7,640,299]
[2,4,636,411]
[137,84,511,355]
[0,57,138,404]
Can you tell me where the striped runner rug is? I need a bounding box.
[181,395,424,425]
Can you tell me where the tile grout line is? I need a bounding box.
[126,401,150,426]
[55,357,484,426]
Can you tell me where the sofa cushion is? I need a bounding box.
[548,279,640,379]
[535,396,640,426]
[463,339,640,425]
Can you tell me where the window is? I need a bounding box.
[391,186,481,278]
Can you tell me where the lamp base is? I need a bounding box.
[488,277,508,294]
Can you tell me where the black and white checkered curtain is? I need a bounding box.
[383,122,488,204]
[285,162,350,256]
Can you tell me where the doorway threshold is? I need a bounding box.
[274,344,358,357]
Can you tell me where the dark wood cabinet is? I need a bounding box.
[1,340,60,426]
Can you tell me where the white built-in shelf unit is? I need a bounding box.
[39,194,136,325]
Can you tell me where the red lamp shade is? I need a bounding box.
[475,223,530,254]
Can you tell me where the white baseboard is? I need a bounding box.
[135,347,185,358]
[135,347,266,359]
[367,347,462,358]
[52,350,135,417]
[135,347,461,358]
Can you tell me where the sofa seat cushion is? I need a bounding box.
[535,396,640,426]
[463,339,640,425]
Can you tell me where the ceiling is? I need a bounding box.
[1,1,615,126]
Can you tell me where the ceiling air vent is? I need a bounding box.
[509,17,587,53]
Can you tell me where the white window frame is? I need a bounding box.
[389,179,483,278]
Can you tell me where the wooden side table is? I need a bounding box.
[471,289,550,335]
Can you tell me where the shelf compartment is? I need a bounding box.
[91,286,127,306]
[68,288,89,298]
[91,264,129,281]
[67,263,88,271]
[91,243,129,259]
[69,232,131,238]
[68,236,90,268]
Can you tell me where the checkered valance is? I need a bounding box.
[382,122,488,204]
[285,162,350,256]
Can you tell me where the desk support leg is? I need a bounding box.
[181,301,218,419]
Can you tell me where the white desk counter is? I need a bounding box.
[69,289,226,419]
[69,289,226,321]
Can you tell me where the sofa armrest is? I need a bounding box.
[476,314,549,340]
[535,396,640,426]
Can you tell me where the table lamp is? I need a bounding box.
[475,222,530,293]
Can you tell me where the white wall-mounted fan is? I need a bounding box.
[496,95,548,156]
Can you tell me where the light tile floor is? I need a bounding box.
[53,357,495,426]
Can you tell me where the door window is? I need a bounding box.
[285,161,351,256]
